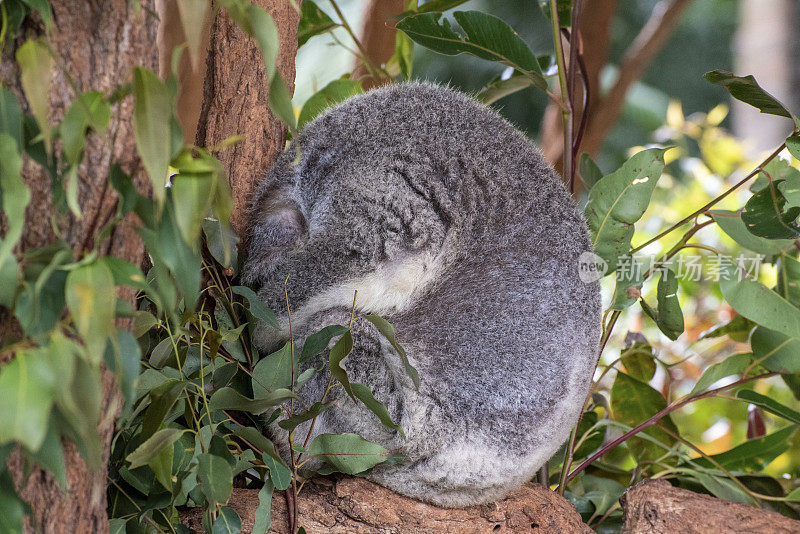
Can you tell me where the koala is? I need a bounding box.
[241,82,601,508]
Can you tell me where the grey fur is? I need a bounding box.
[242,82,601,507]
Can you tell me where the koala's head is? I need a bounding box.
[241,91,455,348]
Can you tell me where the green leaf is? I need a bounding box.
[102,256,149,291]
[171,171,215,246]
[390,17,415,79]
[63,165,81,218]
[300,324,348,362]
[29,424,67,488]
[655,267,683,340]
[247,5,279,80]
[620,342,656,383]
[705,70,800,129]
[126,428,185,469]
[580,475,625,517]
[0,470,28,533]
[741,180,800,239]
[396,11,546,90]
[231,426,282,462]
[585,148,667,273]
[736,390,800,425]
[579,153,603,190]
[308,433,390,475]
[610,372,677,465]
[690,471,755,504]
[475,72,535,105]
[787,134,800,161]
[0,86,24,148]
[362,315,420,389]
[329,330,355,399]
[0,255,18,309]
[352,382,404,437]
[262,453,291,490]
[65,260,116,363]
[414,0,470,14]
[232,286,278,327]
[176,0,210,70]
[690,353,752,396]
[277,401,331,431]
[538,0,572,27]
[252,341,294,397]
[719,259,800,343]
[16,39,53,153]
[692,425,796,471]
[212,507,241,534]
[269,73,297,131]
[60,91,111,166]
[708,210,793,256]
[252,479,274,534]
[298,78,363,129]
[20,0,52,28]
[209,387,296,415]
[203,217,239,269]
[197,452,234,505]
[751,327,800,373]
[298,1,339,47]
[0,132,30,268]
[105,329,142,412]
[0,349,56,451]
[133,67,172,203]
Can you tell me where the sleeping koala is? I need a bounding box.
[241,82,601,507]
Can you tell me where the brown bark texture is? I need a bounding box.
[195,0,300,237]
[352,0,406,90]
[180,477,593,533]
[0,1,159,533]
[619,479,800,534]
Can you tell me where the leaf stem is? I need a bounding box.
[549,0,572,187]
[630,143,786,254]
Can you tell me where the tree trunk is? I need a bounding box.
[620,479,800,533]
[352,0,406,90]
[195,0,301,237]
[0,1,158,532]
[180,478,593,533]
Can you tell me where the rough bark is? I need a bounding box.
[0,2,158,532]
[180,477,593,533]
[195,0,300,237]
[352,0,406,90]
[620,479,800,533]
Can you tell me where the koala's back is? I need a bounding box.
[244,83,601,507]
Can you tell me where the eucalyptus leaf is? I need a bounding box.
[705,70,800,129]
[277,401,331,431]
[585,148,667,273]
[690,353,752,396]
[0,133,30,268]
[396,11,546,90]
[16,39,53,152]
[708,210,793,255]
[298,1,339,47]
[610,372,677,465]
[329,330,355,399]
[475,72,534,105]
[363,315,419,389]
[307,433,390,475]
[176,0,209,70]
[300,324,348,362]
[262,453,291,490]
[232,286,278,327]
[741,180,800,239]
[252,479,274,534]
[0,349,56,451]
[352,382,404,437]
[751,327,800,373]
[65,260,116,363]
[298,78,363,129]
[197,452,233,505]
[691,425,796,471]
[655,267,684,340]
[133,67,172,203]
[579,153,603,190]
[0,87,23,148]
[126,428,185,469]
[252,341,294,397]
[209,387,296,415]
[736,390,800,425]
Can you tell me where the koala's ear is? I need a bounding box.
[250,199,307,252]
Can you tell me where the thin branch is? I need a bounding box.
[560,372,776,487]
[582,0,693,155]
